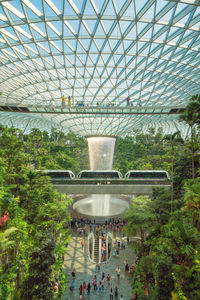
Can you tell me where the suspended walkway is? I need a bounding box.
[0,104,185,115]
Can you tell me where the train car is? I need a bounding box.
[39,170,75,180]
[125,170,170,180]
[77,170,123,179]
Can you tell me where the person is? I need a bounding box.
[118,240,120,249]
[61,95,66,108]
[72,268,76,278]
[121,240,125,249]
[98,280,102,293]
[68,95,71,106]
[101,277,104,291]
[93,275,97,290]
[83,281,86,293]
[124,259,127,270]
[87,282,91,294]
[81,239,84,249]
[79,284,83,295]
[54,280,59,292]
[120,295,124,300]
[107,274,110,286]
[97,264,100,272]
[115,286,118,299]
[71,278,75,290]
[102,272,105,280]
[126,96,130,107]
[110,284,114,300]
[127,236,129,245]
[116,267,120,279]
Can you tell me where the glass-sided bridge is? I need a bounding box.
[53,178,171,195]
[0,104,185,115]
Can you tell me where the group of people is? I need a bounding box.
[70,217,128,237]
[68,217,134,299]
[70,267,126,299]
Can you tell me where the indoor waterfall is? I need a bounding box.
[73,136,129,217]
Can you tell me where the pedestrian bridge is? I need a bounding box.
[53,179,171,195]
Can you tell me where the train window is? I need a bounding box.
[125,171,169,180]
[78,170,122,179]
[39,170,75,179]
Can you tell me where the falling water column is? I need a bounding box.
[87,136,116,170]
[87,136,116,216]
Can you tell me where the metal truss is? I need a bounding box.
[0,0,200,137]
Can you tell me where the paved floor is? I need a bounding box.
[63,233,135,300]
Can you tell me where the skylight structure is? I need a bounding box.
[0,0,200,137]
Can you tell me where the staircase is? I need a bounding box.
[94,236,99,263]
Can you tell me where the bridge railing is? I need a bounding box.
[50,178,171,185]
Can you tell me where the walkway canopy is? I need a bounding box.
[0,0,200,136]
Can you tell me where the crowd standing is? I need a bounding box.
[67,217,136,300]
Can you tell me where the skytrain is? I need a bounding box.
[38,169,170,181]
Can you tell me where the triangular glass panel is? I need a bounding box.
[67,20,80,35]
[64,1,77,16]
[101,19,114,35]
[121,0,135,17]
[84,0,97,15]
[95,22,105,35]
[63,23,74,37]
[68,53,76,65]
[95,38,106,51]
[103,1,116,17]
[79,22,90,36]
[44,1,58,18]
[83,19,97,34]
[87,40,97,52]
[159,8,173,22]
[109,39,119,52]
[125,25,137,39]
[76,41,86,53]
[94,0,106,14]
[110,23,121,38]
[24,1,43,19]
[142,3,155,19]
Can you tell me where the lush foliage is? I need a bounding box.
[123,96,200,300]
[0,127,72,300]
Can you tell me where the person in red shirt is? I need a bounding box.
[81,240,84,249]
[79,284,83,295]
[83,281,86,293]
[107,274,110,286]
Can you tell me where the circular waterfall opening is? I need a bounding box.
[73,194,129,217]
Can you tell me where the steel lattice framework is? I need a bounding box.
[0,0,200,136]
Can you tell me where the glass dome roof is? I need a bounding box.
[0,0,200,136]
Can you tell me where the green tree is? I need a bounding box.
[179,95,200,179]
[163,131,183,212]
[22,232,56,300]
[123,196,155,256]
[184,178,200,231]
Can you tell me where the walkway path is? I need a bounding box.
[63,234,135,300]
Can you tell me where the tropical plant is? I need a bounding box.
[179,95,200,179]
[163,131,183,212]
[123,196,155,256]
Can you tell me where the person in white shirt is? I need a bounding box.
[116,267,120,279]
